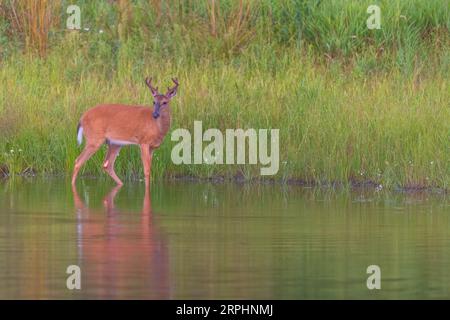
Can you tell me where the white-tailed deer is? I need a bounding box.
[72,77,178,187]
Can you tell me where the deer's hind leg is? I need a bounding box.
[103,143,123,185]
[72,141,103,186]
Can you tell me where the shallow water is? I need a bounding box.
[0,178,449,299]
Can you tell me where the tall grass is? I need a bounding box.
[0,0,59,57]
[0,0,449,189]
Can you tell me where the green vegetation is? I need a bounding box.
[0,0,449,189]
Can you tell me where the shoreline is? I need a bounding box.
[1,172,447,195]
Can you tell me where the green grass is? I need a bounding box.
[0,0,449,190]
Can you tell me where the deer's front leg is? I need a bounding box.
[140,144,153,188]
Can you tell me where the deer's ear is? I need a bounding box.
[166,90,177,99]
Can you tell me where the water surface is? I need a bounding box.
[0,178,449,299]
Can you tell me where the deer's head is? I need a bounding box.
[145,77,179,119]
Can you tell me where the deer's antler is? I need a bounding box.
[145,77,158,96]
[166,78,179,97]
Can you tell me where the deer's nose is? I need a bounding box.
[152,111,160,119]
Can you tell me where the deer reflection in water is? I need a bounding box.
[72,185,170,299]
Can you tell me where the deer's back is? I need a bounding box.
[80,104,158,144]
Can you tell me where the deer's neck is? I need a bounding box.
[157,107,171,138]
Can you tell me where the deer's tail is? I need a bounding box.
[76,122,83,146]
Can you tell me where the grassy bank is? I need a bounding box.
[0,0,449,190]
